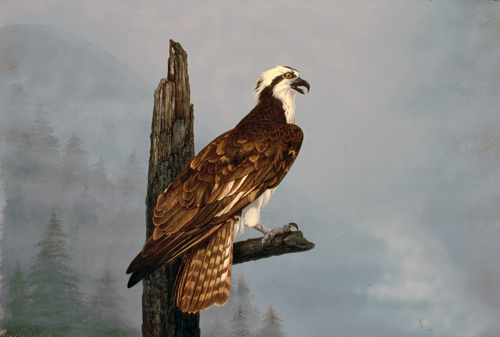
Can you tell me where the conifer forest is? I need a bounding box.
[0,83,143,336]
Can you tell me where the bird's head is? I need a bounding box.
[253,65,310,102]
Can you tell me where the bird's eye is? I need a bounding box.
[284,73,293,79]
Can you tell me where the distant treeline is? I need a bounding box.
[0,83,145,336]
[201,272,287,337]
[2,213,136,336]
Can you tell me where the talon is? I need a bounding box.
[261,238,268,247]
[262,233,274,247]
[260,223,299,247]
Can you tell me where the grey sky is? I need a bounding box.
[2,1,500,336]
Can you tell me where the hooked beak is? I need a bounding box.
[291,78,310,94]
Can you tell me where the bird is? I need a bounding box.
[126,65,310,313]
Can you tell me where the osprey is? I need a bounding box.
[127,65,310,313]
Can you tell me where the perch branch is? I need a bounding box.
[233,231,315,265]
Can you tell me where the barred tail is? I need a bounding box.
[173,219,234,313]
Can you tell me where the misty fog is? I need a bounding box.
[1,2,500,336]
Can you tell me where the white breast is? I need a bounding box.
[233,187,277,238]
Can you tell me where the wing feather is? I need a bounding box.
[194,181,209,207]
[242,140,255,152]
[216,137,230,155]
[155,207,198,236]
[183,173,201,192]
[155,187,180,213]
[229,176,247,195]
[127,122,304,296]
[154,201,183,229]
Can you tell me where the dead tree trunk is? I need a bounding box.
[143,40,198,337]
[142,40,315,337]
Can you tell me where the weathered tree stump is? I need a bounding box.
[142,40,315,337]
[143,40,198,337]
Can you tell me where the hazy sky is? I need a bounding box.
[2,1,500,336]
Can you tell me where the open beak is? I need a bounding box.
[291,78,310,94]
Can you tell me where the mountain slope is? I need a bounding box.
[0,24,214,172]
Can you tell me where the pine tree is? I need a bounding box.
[14,103,61,181]
[257,305,285,337]
[89,155,116,199]
[60,133,89,185]
[227,305,251,337]
[0,115,33,277]
[87,265,136,337]
[118,150,144,196]
[9,83,28,106]
[5,83,30,122]
[0,100,62,291]
[203,313,226,337]
[28,213,88,336]
[29,104,59,166]
[233,274,260,327]
[1,261,34,336]
[91,155,108,183]
[201,274,259,335]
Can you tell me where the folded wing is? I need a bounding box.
[126,123,303,288]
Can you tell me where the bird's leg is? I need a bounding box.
[254,222,299,247]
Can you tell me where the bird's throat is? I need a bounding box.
[273,87,297,124]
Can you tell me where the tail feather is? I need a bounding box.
[179,244,206,310]
[188,224,222,310]
[126,223,223,288]
[174,219,234,313]
[196,223,224,309]
[215,223,233,305]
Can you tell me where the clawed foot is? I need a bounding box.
[260,222,299,247]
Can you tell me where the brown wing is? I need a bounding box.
[126,123,303,287]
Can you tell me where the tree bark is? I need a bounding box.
[142,40,315,337]
[143,40,198,337]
